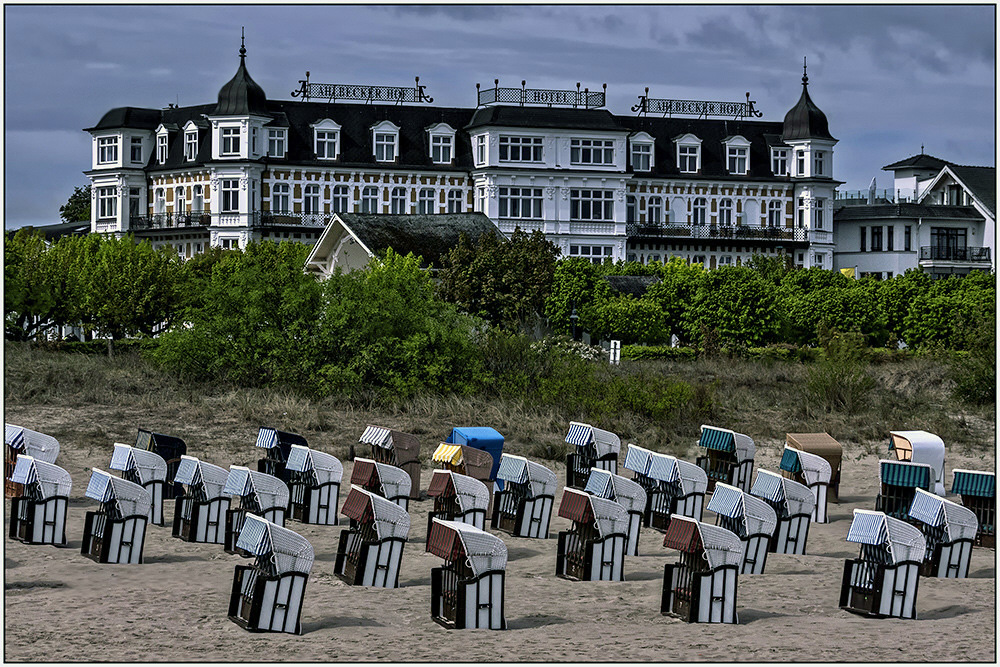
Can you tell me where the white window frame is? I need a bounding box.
[498,187,543,219]
[569,189,614,222]
[390,187,407,214]
[267,128,287,158]
[130,136,144,164]
[272,182,290,212]
[185,131,198,161]
[796,151,805,176]
[475,135,487,166]
[768,200,782,227]
[153,188,166,215]
[174,186,186,213]
[626,195,637,223]
[631,139,653,172]
[192,184,204,212]
[332,185,350,213]
[692,197,707,225]
[814,151,825,176]
[96,186,117,220]
[499,135,543,162]
[797,197,807,228]
[417,188,435,214]
[771,148,788,176]
[220,179,240,213]
[567,244,613,265]
[447,189,463,213]
[371,121,400,163]
[814,197,825,230]
[719,198,734,226]
[723,136,750,175]
[157,133,168,164]
[221,127,241,157]
[304,184,320,215]
[675,134,702,173]
[361,186,379,213]
[647,196,662,225]
[570,138,615,165]
[98,136,118,165]
[427,123,457,165]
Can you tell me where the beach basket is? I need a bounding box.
[334,486,410,588]
[223,466,289,555]
[875,459,932,523]
[908,488,978,578]
[491,454,556,539]
[427,518,508,630]
[109,443,167,526]
[351,457,412,510]
[888,430,945,496]
[357,425,422,500]
[445,427,504,483]
[694,425,755,493]
[840,509,924,619]
[135,429,187,499]
[785,432,843,502]
[5,424,59,498]
[623,444,707,532]
[81,468,151,564]
[779,444,833,523]
[428,469,490,533]
[707,482,778,575]
[8,454,72,546]
[228,514,313,634]
[952,469,995,548]
[285,445,342,526]
[564,421,620,489]
[171,455,229,544]
[660,515,742,623]
[583,467,646,556]
[750,470,815,555]
[254,427,308,483]
[555,488,628,582]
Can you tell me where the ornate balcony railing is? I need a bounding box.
[258,210,332,228]
[626,223,807,243]
[130,211,211,230]
[129,210,333,231]
[919,246,991,262]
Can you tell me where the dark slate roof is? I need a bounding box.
[338,212,505,268]
[881,153,950,171]
[618,115,788,179]
[781,76,835,142]
[215,51,268,116]
[9,221,90,240]
[604,275,660,298]
[834,203,983,221]
[466,105,624,131]
[949,165,996,216]
[85,106,162,132]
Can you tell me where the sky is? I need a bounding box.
[3,3,996,229]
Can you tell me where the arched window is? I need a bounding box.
[768,200,782,227]
[304,184,320,215]
[692,197,707,225]
[719,198,733,226]
[332,185,349,213]
[417,188,435,214]
[192,184,204,212]
[272,183,290,212]
[648,196,662,225]
[391,187,407,214]
[361,186,379,213]
[154,188,165,215]
[175,186,186,213]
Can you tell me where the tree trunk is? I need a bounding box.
[107,338,114,357]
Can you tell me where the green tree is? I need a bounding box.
[686,266,779,347]
[587,294,667,344]
[543,258,612,336]
[436,228,558,330]
[644,257,704,342]
[59,185,91,223]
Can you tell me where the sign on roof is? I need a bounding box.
[477,80,606,109]
[292,72,433,104]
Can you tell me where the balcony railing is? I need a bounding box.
[626,223,807,243]
[129,210,333,231]
[919,246,991,262]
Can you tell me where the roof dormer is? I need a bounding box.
[426,122,457,164]
[311,118,342,160]
[371,120,401,162]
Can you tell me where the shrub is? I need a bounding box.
[806,331,876,412]
[621,345,697,361]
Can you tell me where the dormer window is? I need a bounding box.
[98,136,118,165]
[723,136,750,175]
[221,127,240,157]
[311,119,341,160]
[267,128,287,158]
[675,134,702,173]
[371,121,400,162]
[427,123,456,164]
[771,148,788,176]
[630,133,654,172]
[157,134,168,164]
[185,130,198,161]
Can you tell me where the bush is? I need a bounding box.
[806,331,876,412]
[621,345,697,361]
[951,317,996,405]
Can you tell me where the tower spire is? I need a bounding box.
[240,27,246,63]
[802,56,808,87]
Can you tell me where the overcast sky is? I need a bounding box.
[4,3,995,229]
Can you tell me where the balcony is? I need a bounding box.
[129,210,332,231]
[130,211,211,231]
[626,223,807,244]
[919,246,991,263]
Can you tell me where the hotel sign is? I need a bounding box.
[632,90,763,119]
[477,81,606,109]
[292,73,433,104]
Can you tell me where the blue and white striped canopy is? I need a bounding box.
[255,427,278,449]
[224,466,290,509]
[909,488,978,542]
[880,459,931,489]
[707,483,744,519]
[359,425,393,448]
[85,468,150,517]
[622,444,654,475]
[952,469,995,497]
[11,455,72,499]
[647,454,679,483]
[565,422,592,447]
[5,424,25,450]
[847,509,888,546]
[496,453,529,485]
[847,509,926,564]
[174,455,228,499]
[236,513,314,575]
[11,455,38,486]
[584,468,614,498]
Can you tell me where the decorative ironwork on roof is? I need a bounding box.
[292,72,433,104]
[632,87,762,119]
[476,79,606,109]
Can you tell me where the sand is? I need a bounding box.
[4,410,995,663]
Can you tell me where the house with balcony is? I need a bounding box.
[84,40,840,270]
[833,153,994,278]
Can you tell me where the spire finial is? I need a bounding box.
[802,56,808,86]
[239,27,246,62]
[921,143,924,154]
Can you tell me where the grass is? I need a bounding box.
[4,342,994,464]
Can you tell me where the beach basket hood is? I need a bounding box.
[341,486,410,540]
[622,443,655,476]
[908,489,979,542]
[431,444,494,482]
[359,425,420,465]
[110,443,168,484]
[707,482,777,538]
[173,455,229,499]
[224,466,290,510]
[496,454,557,498]
[584,468,647,515]
[699,425,755,462]
[889,430,945,494]
[5,424,59,463]
[565,421,621,458]
[427,518,508,577]
[236,513,315,575]
[86,468,151,518]
[751,469,816,517]
[779,446,832,485]
[847,509,926,564]
[662,514,743,569]
[879,459,932,490]
[286,445,343,486]
[558,487,629,538]
[428,469,490,512]
[951,469,995,498]
[11,454,72,499]
[350,457,412,499]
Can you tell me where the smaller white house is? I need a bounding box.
[304,212,505,277]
